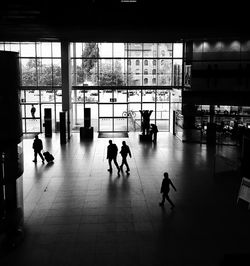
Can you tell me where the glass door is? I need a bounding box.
[98,88,128,132]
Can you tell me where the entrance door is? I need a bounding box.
[98,88,128,132]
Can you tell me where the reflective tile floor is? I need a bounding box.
[1,132,250,266]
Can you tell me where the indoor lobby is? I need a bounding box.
[1,131,250,266]
[1,1,250,266]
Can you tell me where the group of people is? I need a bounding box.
[107,139,177,210]
[32,135,177,210]
[107,140,131,176]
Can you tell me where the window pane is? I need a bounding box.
[52,42,61,57]
[173,59,182,86]
[143,43,157,57]
[37,42,52,57]
[99,118,112,131]
[25,90,39,103]
[10,43,20,53]
[20,43,36,57]
[128,103,141,131]
[114,104,127,117]
[142,89,155,102]
[156,90,169,102]
[55,90,62,102]
[99,89,111,103]
[128,90,141,103]
[26,119,40,132]
[127,43,142,57]
[173,43,183,57]
[85,90,98,103]
[21,58,37,86]
[158,43,172,57]
[52,59,62,86]
[38,59,53,86]
[41,90,54,103]
[99,43,112,57]
[114,118,127,131]
[116,89,127,102]
[113,43,125,57]
[99,104,112,117]
[72,103,84,128]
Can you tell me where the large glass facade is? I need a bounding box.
[71,42,183,132]
[0,42,183,133]
[0,42,62,133]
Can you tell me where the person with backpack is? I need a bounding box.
[119,141,132,174]
[107,140,120,175]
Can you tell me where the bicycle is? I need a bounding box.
[122,110,136,118]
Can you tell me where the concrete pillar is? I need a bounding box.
[61,41,72,140]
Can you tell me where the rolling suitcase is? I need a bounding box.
[43,151,54,163]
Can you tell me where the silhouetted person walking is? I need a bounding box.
[120,141,132,173]
[159,172,177,209]
[150,123,158,143]
[31,104,36,119]
[107,140,120,175]
[32,135,44,163]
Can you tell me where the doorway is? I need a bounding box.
[98,88,128,132]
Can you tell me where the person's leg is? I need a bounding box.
[33,151,38,162]
[159,194,166,206]
[165,194,175,209]
[120,158,124,171]
[124,157,130,171]
[108,158,112,171]
[113,157,120,171]
[38,151,44,162]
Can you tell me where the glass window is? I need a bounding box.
[173,43,183,57]
[144,59,148,66]
[127,43,142,57]
[143,43,157,58]
[152,69,156,75]
[144,78,148,85]
[38,58,53,86]
[144,69,148,75]
[158,43,172,57]
[37,42,52,57]
[136,59,140,66]
[20,43,36,57]
[113,43,125,57]
[52,43,61,57]
[21,58,37,86]
[99,43,112,57]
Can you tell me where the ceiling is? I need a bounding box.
[0,0,249,42]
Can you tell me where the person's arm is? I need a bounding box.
[128,147,132,158]
[107,147,109,159]
[170,179,177,191]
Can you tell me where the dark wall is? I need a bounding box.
[184,40,250,106]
